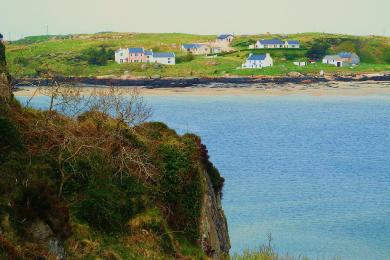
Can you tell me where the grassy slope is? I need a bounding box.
[0,97,226,259]
[6,32,390,78]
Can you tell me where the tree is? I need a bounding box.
[305,40,331,60]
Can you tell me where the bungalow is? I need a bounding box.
[322,52,360,67]
[285,40,300,48]
[242,53,273,69]
[255,38,285,49]
[252,38,300,49]
[182,44,210,55]
[216,34,234,45]
[115,48,175,65]
[149,52,176,65]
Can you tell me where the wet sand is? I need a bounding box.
[13,81,390,97]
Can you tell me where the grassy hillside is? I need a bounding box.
[5,32,390,78]
[0,90,228,258]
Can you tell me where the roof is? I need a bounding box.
[247,54,267,61]
[128,47,145,53]
[182,43,205,49]
[323,55,340,60]
[217,34,233,40]
[338,52,355,58]
[287,40,300,45]
[153,52,175,58]
[259,38,284,45]
[144,50,153,56]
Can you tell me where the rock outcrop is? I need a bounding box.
[0,40,12,100]
[200,170,230,258]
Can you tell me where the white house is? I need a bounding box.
[285,40,300,48]
[322,52,360,67]
[254,38,285,49]
[242,53,273,69]
[149,52,176,65]
[115,48,129,64]
[216,34,234,44]
[252,38,300,49]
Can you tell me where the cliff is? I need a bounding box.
[0,44,230,257]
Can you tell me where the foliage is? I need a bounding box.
[79,46,114,65]
[305,39,330,60]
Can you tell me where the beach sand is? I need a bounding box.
[13,81,390,97]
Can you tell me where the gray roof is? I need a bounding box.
[217,34,232,40]
[182,43,205,49]
[248,54,267,61]
[259,38,284,45]
[128,47,144,53]
[287,40,300,45]
[338,52,354,58]
[323,55,339,60]
[153,52,175,58]
[144,50,153,56]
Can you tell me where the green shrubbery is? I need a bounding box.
[79,47,114,65]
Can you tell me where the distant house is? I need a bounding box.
[255,38,285,49]
[115,48,129,64]
[293,61,307,67]
[181,44,210,55]
[253,38,300,49]
[216,34,234,44]
[285,40,300,48]
[322,52,360,67]
[115,47,175,65]
[242,53,273,69]
[149,52,176,65]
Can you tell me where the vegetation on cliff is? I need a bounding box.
[0,41,228,258]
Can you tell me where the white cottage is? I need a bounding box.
[242,53,273,69]
[322,52,360,67]
[115,48,129,64]
[149,52,176,65]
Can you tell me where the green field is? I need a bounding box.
[6,32,390,78]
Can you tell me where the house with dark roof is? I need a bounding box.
[216,34,234,44]
[242,53,273,69]
[322,52,360,67]
[252,38,300,49]
[150,52,176,65]
[285,40,300,48]
[181,43,210,55]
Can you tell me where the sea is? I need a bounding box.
[16,93,390,260]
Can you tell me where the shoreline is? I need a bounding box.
[12,73,390,89]
[13,81,390,97]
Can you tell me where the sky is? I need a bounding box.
[2,0,390,40]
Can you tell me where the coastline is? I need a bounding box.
[13,80,390,97]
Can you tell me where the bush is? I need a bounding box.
[305,40,330,60]
[176,53,194,63]
[0,117,23,162]
[79,47,114,66]
[13,56,30,67]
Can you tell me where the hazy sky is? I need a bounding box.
[2,0,390,40]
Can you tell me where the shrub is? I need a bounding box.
[0,117,23,162]
[305,40,330,60]
[79,47,114,66]
[176,53,194,63]
[13,56,30,67]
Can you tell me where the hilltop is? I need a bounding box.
[6,32,390,79]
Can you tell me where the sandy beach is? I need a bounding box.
[13,81,390,97]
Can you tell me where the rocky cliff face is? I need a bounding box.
[0,41,12,99]
[200,170,231,258]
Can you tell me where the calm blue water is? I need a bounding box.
[17,94,390,260]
